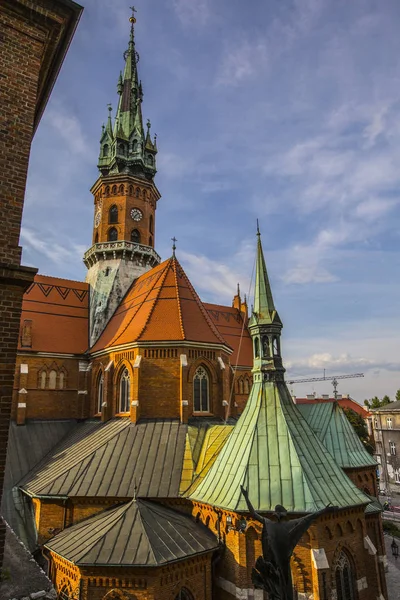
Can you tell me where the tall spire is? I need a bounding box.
[97,7,157,179]
[249,224,283,378]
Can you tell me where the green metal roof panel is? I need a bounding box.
[45,499,218,566]
[188,381,369,512]
[297,402,376,469]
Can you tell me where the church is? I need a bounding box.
[4,11,388,600]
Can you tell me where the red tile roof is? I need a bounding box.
[91,257,229,352]
[295,397,370,418]
[204,303,253,368]
[19,274,88,354]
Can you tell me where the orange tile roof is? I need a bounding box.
[19,274,88,354]
[204,303,253,368]
[91,257,229,352]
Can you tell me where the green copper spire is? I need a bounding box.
[249,224,284,378]
[187,227,370,513]
[97,8,157,179]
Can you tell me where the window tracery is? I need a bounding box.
[97,372,104,414]
[335,551,356,600]
[193,366,209,412]
[119,368,130,413]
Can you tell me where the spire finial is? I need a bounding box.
[147,118,151,131]
[237,282,240,296]
[129,6,137,40]
[256,218,260,238]
[172,236,178,257]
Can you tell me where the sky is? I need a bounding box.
[21,0,400,403]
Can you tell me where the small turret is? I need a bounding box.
[248,224,284,380]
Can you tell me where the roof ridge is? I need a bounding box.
[137,260,173,340]
[135,499,158,564]
[175,258,228,346]
[172,258,186,340]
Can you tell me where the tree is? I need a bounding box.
[364,395,393,410]
[396,389,400,402]
[343,408,374,455]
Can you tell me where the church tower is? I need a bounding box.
[84,9,161,346]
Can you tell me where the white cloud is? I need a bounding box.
[20,227,86,268]
[45,105,92,159]
[173,0,210,28]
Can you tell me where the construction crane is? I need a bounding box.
[287,373,364,399]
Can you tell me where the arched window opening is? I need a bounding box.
[135,187,140,198]
[119,144,125,156]
[132,139,138,152]
[97,372,104,414]
[149,235,153,247]
[131,229,141,243]
[147,154,154,166]
[112,185,117,195]
[94,233,99,244]
[335,551,356,600]
[174,588,194,600]
[119,369,130,413]
[239,378,244,394]
[59,371,65,389]
[48,370,57,390]
[40,371,46,389]
[273,336,279,356]
[105,185,110,196]
[103,144,109,157]
[149,215,153,233]
[244,378,250,394]
[109,205,118,224]
[262,336,270,358]
[254,337,260,358]
[193,366,209,412]
[119,184,124,194]
[129,185,133,195]
[108,227,118,242]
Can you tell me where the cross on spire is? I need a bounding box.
[171,236,178,257]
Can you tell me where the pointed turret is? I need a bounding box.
[97,8,157,179]
[248,226,284,379]
[187,230,370,513]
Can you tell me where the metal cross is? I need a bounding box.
[172,236,178,257]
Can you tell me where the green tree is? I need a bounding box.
[343,408,374,455]
[396,389,400,402]
[364,395,393,409]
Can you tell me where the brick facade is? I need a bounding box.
[0,0,81,567]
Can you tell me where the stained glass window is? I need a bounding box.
[194,366,209,412]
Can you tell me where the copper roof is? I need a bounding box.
[91,257,228,352]
[20,275,88,354]
[20,419,186,499]
[45,498,218,566]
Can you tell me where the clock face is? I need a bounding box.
[130,208,143,222]
[95,211,101,228]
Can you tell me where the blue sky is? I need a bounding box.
[22,0,400,402]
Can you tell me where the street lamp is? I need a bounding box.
[391,538,399,559]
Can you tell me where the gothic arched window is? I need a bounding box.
[149,215,153,233]
[97,372,104,414]
[108,227,118,242]
[149,235,153,247]
[132,139,138,152]
[112,185,117,195]
[135,187,140,198]
[244,378,250,394]
[273,336,279,356]
[239,378,244,394]
[129,185,133,195]
[335,551,356,600]
[103,144,109,157]
[193,366,209,412]
[59,371,65,389]
[40,370,46,389]
[131,229,141,243]
[48,370,57,390]
[119,369,130,413]
[254,337,260,358]
[147,154,154,165]
[109,205,118,224]
[262,336,270,358]
[119,144,125,156]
